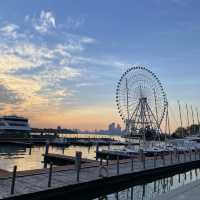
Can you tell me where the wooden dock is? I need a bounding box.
[43,153,99,165]
[0,151,200,200]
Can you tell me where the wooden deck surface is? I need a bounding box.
[0,152,198,199]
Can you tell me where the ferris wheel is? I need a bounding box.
[116,66,167,136]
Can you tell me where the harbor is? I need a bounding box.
[0,147,200,199]
[0,1,200,199]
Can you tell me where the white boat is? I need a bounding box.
[0,115,31,135]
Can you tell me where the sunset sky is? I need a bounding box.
[0,0,200,131]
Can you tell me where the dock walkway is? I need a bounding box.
[0,152,200,199]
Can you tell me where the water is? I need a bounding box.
[0,144,119,171]
[93,169,200,200]
[0,134,122,171]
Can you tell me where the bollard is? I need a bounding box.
[154,153,157,168]
[48,162,53,187]
[116,156,119,175]
[75,151,82,182]
[96,143,99,161]
[10,165,17,195]
[170,151,173,165]
[106,155,109,166]
[131,156,134,171]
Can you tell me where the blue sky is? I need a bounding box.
[0,0,199,130]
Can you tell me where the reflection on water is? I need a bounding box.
[94,169,200,200]
[0,144,114,171]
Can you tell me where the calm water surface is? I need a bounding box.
[93,169,200,200]
[0,144,119,171]
[0,134,121,171]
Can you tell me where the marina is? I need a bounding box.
[0,147,200,199]
[0,2,199,198]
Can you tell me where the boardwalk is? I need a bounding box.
[0,151,200,199]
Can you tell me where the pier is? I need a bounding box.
[0,149,200,199]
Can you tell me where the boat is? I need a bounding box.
[0,115,31,135]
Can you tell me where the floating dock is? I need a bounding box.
[43,153,99,166]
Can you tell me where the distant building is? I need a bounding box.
[108,122,115,132]
[108,122,122,135]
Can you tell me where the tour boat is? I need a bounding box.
[0,115,31,135]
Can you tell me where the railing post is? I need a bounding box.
[29,145,32,155]
[154,152,157,168]
[190,149,192,161]
[44,142,49,168]
[184,151,186,162]
[106,155,109,166]
[162,152,165,166]
[131,156,134,171]
[170,151,173,165]
[10,165,17,195]
[141,150,145,169]
[75,151,82,182]
[178,151,180,163]
[100,158,103,166]
[195,148,197,160]
[96,143,99,161]
[48,162,53,187]
[175,149,177,163]
[116,156,119,175]
[198,149,200,160]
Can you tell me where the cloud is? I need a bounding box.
[0,23,20,38]
[0,84,22,104]
[33,10,56,33]
[0,9,124,123]
[0,54,35,72]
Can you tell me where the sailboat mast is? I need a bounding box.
[164,102,169,141]
[196,108,200,134]
[178,100,183,137]
[167,105,171,135]
[186,104,190,127]
[196,107,200,125]
[191,105,195,134]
